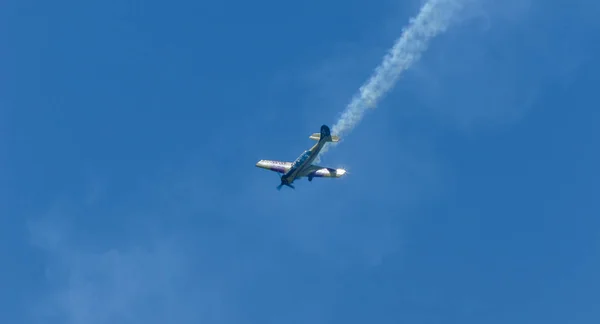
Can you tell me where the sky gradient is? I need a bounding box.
[2,0,599,323]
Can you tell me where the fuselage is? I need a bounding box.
[281,139,326,185]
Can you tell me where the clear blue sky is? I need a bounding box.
[2,0,599,323]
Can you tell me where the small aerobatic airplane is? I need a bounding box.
[256,125,347,190]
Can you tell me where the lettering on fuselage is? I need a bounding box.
[293,151,311,165]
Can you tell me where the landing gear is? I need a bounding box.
[308,176,313,182]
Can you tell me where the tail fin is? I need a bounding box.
[309,125,340,142]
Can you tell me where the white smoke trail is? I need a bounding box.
[316,0,464,161]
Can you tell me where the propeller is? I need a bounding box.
[276,174,295,190]
[282,183,295,190]
[277,181,295,190]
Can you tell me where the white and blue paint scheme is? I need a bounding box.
[256,125,346,190]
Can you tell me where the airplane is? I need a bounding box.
[256,125,347,190]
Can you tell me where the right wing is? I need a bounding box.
[303,164,347,178]
[255,160,293,174]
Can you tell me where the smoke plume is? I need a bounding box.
[316,0,465,161]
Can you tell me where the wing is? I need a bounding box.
[255,159,293,174]
[302,164,347,178]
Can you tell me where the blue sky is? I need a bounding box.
[2,0,599,323]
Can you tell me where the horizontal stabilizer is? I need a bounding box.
[309,133,340,142]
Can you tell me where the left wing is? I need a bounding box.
[303,164,347,178]
[255,160,293,174]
